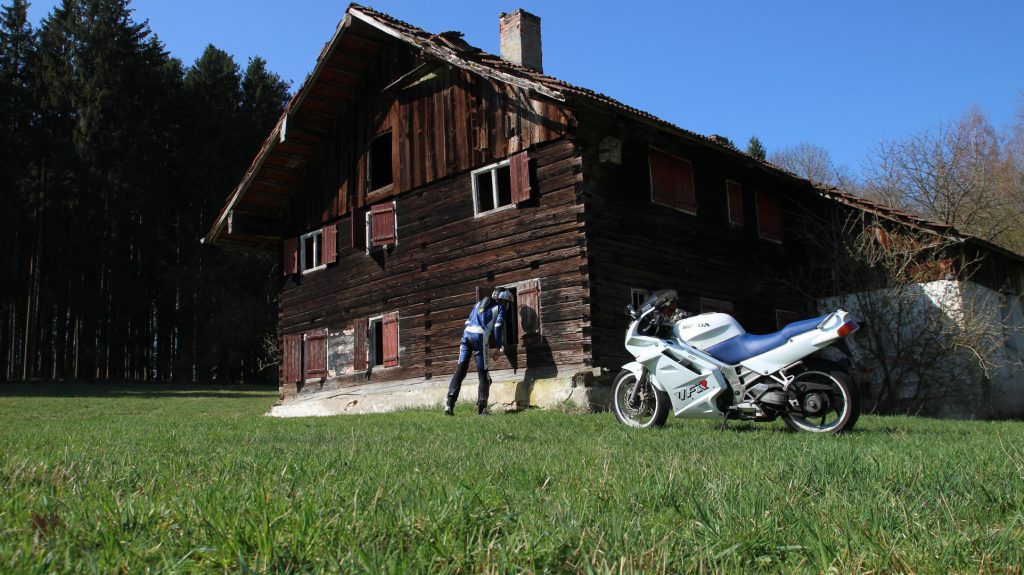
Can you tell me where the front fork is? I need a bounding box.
[628,368,649,408]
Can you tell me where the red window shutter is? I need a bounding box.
[322,224,338,265]
[382,312,399,368]
[353,319,367,371]
[649,148,696,213]
[517,279,541,340]
[304,329,328,379]
[510,150,532,204]
[283,334,303,383]
[757,189,783,241]
[370,202,397,248]
[727,181,744,225]
[283,237,299,276]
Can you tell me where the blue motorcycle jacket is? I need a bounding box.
[464,297,505,349]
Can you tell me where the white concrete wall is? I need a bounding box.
[821,280,1024,418]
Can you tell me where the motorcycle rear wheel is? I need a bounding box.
[782,360,860,433]
[612,369,670,428]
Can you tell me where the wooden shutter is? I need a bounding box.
[304,329,328,379]
[322,224,338,265]
[726,181,744,225]
[649,148,696,213]
[283,237,299,276]
[757,190,783,242]
[353,319,368,371]
[510,150,532,204]
[382,312,399,368]
[517,279,541,341]
[283,334,303,383]
[370,201,397,248]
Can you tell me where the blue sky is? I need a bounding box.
[25,0,1024,177]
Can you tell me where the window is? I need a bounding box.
[366,201,397,251]
[300,229,324,273]
[362,312,399,369]
[282,329,327,383]
[726,180,744,225]
[756,189,783,242]
[649,147,696,214]
[283,225,337,276]
[369,131,393,192]
[472,151,532,216]
[630,288,650,310]
[472,159,513,215]
[700,297,734,315]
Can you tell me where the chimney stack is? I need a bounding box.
[500,9,543,73]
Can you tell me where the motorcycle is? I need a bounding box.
[612,289,861,433]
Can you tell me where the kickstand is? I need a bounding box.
[718,409,730,431]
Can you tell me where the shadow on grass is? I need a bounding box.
[0,382,277,399]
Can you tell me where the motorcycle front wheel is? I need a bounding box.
[612,369,670,428]
[782,360,860,433]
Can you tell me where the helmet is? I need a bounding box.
[491,288,512,303]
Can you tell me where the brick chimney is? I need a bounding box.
[499,9,543,73]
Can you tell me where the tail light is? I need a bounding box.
[837,321,859,338]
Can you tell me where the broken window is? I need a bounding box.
[369,131,393,192]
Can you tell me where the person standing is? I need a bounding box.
[444,289,511,415]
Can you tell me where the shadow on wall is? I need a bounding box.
[511,305,557,409]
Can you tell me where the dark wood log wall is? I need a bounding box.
[287,46,573,234]
[280,138,587,393]
[277,41,585,395]
[576,110,819,372]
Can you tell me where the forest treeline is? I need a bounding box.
[0,0,289,383]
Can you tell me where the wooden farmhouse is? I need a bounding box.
[206,4,1024,415]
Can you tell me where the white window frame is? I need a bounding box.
[368,315,384,368]
[299,229,325,274]
[630,288,650,310]
[471,159,514,217]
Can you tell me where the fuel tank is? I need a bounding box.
[672,313,745,351]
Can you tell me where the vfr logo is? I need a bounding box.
[676,379,709,401]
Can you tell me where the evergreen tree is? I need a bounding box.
[0,0,36,380]
[746,135,767,161]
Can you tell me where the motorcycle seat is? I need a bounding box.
[704,315,827,366]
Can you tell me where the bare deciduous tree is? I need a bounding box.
[768,142,854,189]
[863,107,1024,254]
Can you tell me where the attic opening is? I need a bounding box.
[370,131,393,191]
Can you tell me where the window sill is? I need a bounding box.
[474,203,516,218]
[651,199,697,216]
[301,264,327,275]
[367,184,394,204]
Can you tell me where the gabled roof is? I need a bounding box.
[205,3,766,248]
[205,4,1024,265]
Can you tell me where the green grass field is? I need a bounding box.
[1,385,1022,574]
